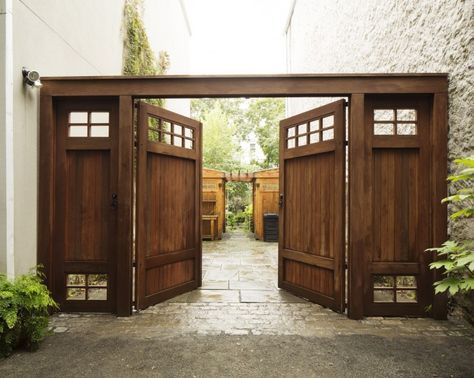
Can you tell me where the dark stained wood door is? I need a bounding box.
[363,95,433,316]
[54,98,119,312]
[279,100,346,312]
[136,102,202,310]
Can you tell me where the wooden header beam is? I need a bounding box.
[41,74,448,97]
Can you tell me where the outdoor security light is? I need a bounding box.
[22,67,42,88]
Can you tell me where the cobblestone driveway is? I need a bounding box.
[52,230,473,338]
[2,230,473,377]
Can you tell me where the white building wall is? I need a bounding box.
[0,0,125,276]
[286,0,473,239]
[143,0,191,116]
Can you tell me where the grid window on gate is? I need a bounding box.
[68,112,110,137]
[373,109,417,135]
[66,274,108,301]
[148,116,194,149]
[286,113,334,149]
[373,275,417,303]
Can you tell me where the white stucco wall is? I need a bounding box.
[286,0,474,239]
[143,0,191,116]
[0,0,125,276]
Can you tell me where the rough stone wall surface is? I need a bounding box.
[288,0,473,239]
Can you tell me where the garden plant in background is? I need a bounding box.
[0,269,57,357]
[428,155,474,297]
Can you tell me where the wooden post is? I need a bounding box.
[37,94,54,291]
[116,96,133,316]
[348,94,368,320]
[431,92,448,320]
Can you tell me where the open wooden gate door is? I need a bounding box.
[279,100,345,312]
[136,102,202,310]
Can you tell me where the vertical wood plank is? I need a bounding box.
[196,121,203,287]
[37,94,54,291]
[431,93,448,319]
[348,94,368,320]
[136,102,148,310]
[116,96,133,316]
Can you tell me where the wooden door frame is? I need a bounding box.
[38,74,448,319]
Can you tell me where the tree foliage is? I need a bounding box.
[201,103,239,172]
[246,98,285,168]
[192,97,284,169]
[428,155,474,295]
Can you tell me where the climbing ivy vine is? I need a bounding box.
[123,0,169,105]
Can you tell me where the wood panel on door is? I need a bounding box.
[54,98,118,312]
[136,102,202,310]
[364,96,433,316]
[279,100,346,312]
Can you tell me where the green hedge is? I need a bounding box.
[0,270,57,357]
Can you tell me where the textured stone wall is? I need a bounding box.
[288,0,473,239]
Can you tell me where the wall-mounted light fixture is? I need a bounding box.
[22,67,42,88]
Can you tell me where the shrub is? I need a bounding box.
[226,211,236,229]
[428,155,474,295]
[0,269,57,357]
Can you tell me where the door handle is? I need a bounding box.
[111,193,118,210]
[279,193,284,208]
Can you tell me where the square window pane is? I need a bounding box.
[90,112,109,124]
[69,125,88,137]
[88,288,107,301]
[322,128,334,141]
[298,123,307,135]
[287,127,296,137]
[397,109,416,121]
[322,115,334,128]
[396,276,417,289]
[90,125,109,137]
[163,133,171,144]
[67,274,86,286]
[309,133,320,144]
[184,139,193,149]
[309,120,319,132]
[162,121,171,133]
[174,136,183,147]
[396,290,417,303]
[374,275,394,289]
[374,109,394,121]
[67,288,86,300]
[184,128,193,138]
[374,123,394,135]
[373,290,394,303]
[148,129,159,142]
[148,117,160,129]
[397,123,417,135]
[287,138,295,149]
[174,125,183,135]
[69,112,88,124]
[88,274,108,287]
[298,135,307,146]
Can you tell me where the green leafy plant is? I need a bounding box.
[123,0,169,107]
[428,155,474,295]
[243,204,253,231]
[0,269,57,357]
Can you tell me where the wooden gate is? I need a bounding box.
[279,100,346,312]
[135,102,202,310]
[53,98,118,312]
[362,95,433,316]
